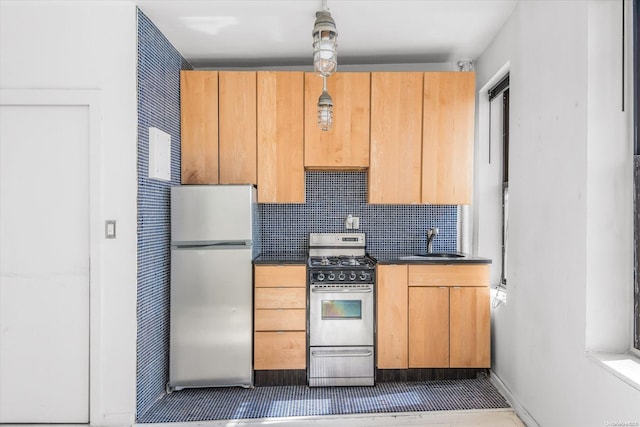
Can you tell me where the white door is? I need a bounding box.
[0,104,90,422]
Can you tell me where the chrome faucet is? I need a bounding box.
[426,227,439,253]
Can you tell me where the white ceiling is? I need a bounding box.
[136,0,517,68]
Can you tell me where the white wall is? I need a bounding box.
[474,1,639,426]
[0,1,138,425]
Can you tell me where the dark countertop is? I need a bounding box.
[254,253,491,265]
[371,252,492,265]
[253,254,307,265]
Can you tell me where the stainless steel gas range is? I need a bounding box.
[307,233,376,387]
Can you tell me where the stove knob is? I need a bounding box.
[328,273,336,281]
[359,272,369,281]
[338,272,346,281]
[317,273,325,281]
[349,272,357,281]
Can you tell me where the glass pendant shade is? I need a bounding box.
[312,11,338,77]
[317,89,333,131]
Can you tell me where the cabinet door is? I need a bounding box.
[376,265,408,368]
[254,331,306,370]
[369,72,423,204]
[219,71,257,184]
[257,71,304,203]
[304,72,370,169]
[180,71,219,184]
[422,72,475,204]
[408,287,450,368]
[450,286,490,368]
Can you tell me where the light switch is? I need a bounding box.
[148,127,171,181]
[105,220,116,239]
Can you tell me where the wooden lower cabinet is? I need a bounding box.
[254,265,307,371]
[376,265,408,368]
[450,286,490,368]
[254,332,306,370]
[408,265,490,369]
[378,264,490,370]
[254,265,306,287]
[408,286,449,368]
[255,288,305,309]
[255,309,306,331]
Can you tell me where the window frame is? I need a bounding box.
[633,0,639,352]
[488,75,509,289]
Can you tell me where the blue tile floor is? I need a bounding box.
[137,378,510,423]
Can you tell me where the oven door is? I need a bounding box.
[309,284,374,347]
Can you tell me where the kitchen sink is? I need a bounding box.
[398,253,465,260]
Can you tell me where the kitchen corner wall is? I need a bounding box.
[260,172,456,255]
[136,8,192,419]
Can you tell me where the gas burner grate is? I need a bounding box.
[308,255,376,269]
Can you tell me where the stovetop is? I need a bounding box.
[307,233,376,285]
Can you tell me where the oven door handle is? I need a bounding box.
[311,350,373,358]
[311,288,372,293]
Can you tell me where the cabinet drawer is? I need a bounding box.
[408,264,489,287]
[254,331,306,370]
[255,265,306,287]
[255,309,306,331]
[255,288,306,309]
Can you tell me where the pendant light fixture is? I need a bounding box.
[317,76,333,131]
[313,0,337,131]
[312,1,338,77]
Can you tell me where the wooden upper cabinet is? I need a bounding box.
[304,72,370,169]
[219,71,257,185]
[422,72,475,204]
[180,70,218,184]
[369,72,424,204]
[257,72,305,203]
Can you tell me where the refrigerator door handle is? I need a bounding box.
[173,241,251,249]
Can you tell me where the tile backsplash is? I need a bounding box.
[260,171,457,256]
[136,8,192,419]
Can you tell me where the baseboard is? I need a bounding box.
[254,369,307,386]
[489,370,540,427]
[376,368,488,382]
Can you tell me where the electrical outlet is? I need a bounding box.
[345,214,353,229]
[352,217,360,229]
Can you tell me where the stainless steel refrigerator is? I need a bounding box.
[168,184,258,391]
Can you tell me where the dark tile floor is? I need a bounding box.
[138,378,510,423]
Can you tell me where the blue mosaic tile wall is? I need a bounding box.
[260,172,457,256]
[136,8,192,419]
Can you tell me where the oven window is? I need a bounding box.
[321,300,362,319]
